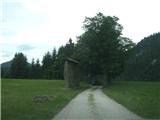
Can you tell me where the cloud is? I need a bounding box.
[2,2,25,23]
[0,29,16,37]
[1,0,160,63]
[17,44,34,51]
[2,1,45,24]
[1,51,13,58]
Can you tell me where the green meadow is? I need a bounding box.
[103,81,160,119]
[1,79,89,120]
[2,79,160,120]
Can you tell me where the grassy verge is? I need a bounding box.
[2,79,89,120]
[103,81,160,119]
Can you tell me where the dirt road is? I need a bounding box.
[53,86,142,120]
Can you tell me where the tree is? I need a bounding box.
[52,48,57,62]
[51,48,57,78]
[30,58,36,78]
[54,38,75,79]
[42,51,53,79]
[65,38,75,57]
[119,32,160,81]
[76,12,133,84]
[34,59,42,79]
[11,53,29,78]
[1,68,11,78]
[54,46,66,79]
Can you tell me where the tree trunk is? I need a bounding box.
[103,72,111,86]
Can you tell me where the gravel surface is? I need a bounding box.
[53,86,143,120]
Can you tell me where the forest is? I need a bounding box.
[1,13,160,84]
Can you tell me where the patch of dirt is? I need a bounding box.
[33,95,54,103]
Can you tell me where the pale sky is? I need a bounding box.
[0,0,160,63]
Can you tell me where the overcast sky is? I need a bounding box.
[1,0,160,63]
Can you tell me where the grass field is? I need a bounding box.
[1,79,89,120]
[103,81,160,119]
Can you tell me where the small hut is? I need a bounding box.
[64,58,80,89]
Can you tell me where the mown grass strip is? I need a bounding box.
[103,81,160,119]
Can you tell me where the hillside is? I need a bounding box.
[1,61,12,78]
[1,61,12,69]
[1,60,31,78]
[119,32,160,81]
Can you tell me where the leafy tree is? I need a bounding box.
[4,13,137,82]
[120,32,160,81]
[75,12,133,84]
[11,53,29,78]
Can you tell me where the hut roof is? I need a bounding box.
[66,57,79,64]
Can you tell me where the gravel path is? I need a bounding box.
[53,86,143,120]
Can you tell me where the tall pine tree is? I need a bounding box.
[11,53,29,78]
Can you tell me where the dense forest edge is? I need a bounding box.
[118,32,160,81]
[1,13,160,84]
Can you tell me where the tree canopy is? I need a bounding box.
[2,13,137,83]
[119,32,160,81]
[11,53,29,78]
[74,12,134,84]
